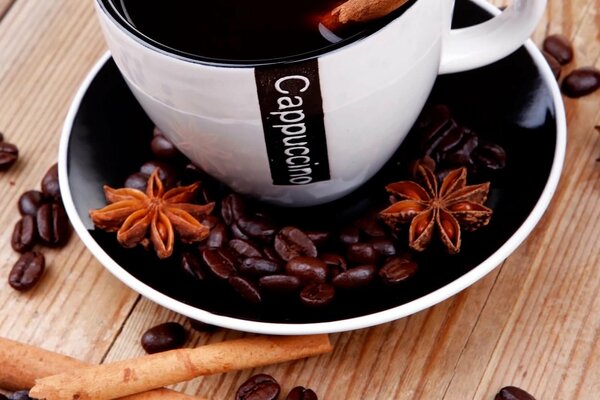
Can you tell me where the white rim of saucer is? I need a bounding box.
[59,0,567,335]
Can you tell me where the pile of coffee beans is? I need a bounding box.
[0,132,18,171]
[542,34,600,98]
[236,374,318,400]
[8,163,72,291]
[495,386,536,400]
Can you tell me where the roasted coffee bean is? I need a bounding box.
[379,257,418,285]
[542,51,561,79]
[543,34,573,65]
[443,129,478,165]
[370,237,396,257]
[274,226,317,261]
[0,141,18,170]
[259,275,302,294]
[231,222,250,240]
[472,142,507,171]
[9,251,45,291]
[36,203,70,246]
[141,322,187,354]
[8,391,33,400]
[151,134,180,160]
[202,248,237,280]
[206,222,228,248]
[237,215,276,241]
[561,67,600,98]
[286,386,318,400]
[354,217,386,238]
[262,246,281,262]
[41,163,60,200]
[300,283,335,307]
[332,265,376,289]
[229,275,262,304]
[495,386,536,400]
[236,374,280,400]
[188,318,218,332]
[286,257,328,284]
[140,160,176,187]
[305,230,331,247]
[11,215,37,253]
[181,250,207,281]
[338,226,360,245]
[240,257,280,277]
[229,238,262,258]
[346,243,380,265]
[18,190,47,216]
[321,253,348,274]
[124,172,150,192]
[221,193,246,225]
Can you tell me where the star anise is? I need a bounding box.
[379,166,492,254]
[90,169,214,259]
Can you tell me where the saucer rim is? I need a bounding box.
[58,0,567,335]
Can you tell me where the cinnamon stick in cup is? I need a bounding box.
[320,0,411,31]
[0,337,201,399]
[30,334,332,400]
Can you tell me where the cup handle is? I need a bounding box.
[439,0,547,74]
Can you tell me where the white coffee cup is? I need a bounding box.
[94,0,546,207]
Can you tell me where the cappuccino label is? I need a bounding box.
[255,60,330,186]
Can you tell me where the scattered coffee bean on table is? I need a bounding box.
[542,34,574,65]
[36,202,70,246]
[9,251,45,291]
[0,141,19,171]
[11,215,37,253]
[286,386,318,400]
[494,386,536,400]
[561,67,600,98]
[236,374,280,400]
[40,163,61,200]
[18,190,47,217]
[140,322,187,354]
[542,51,561,80]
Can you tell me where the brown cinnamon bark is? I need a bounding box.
[321,0,411,30]
[30,334,332,400]
[0,337,201,399]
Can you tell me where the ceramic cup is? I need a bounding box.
[94,0,546,207]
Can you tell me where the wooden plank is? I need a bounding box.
[0,0,139,363]
[0,0,15,20]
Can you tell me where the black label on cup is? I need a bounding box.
[255,60,330,186]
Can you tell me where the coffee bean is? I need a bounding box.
[542,51,561,80]
[346,243,380,264]
[124,172,150,192]
[181,250,207,281]
[274,226,317,261]
[236,374,280,400]
[321,253,348,276]
[151,134,180,160]
[332,265,376,289]
[240,257,280,277]
[443,129,478,165]
[379,257,418,285]
[495,386,536,400]
[229,238,262,258]
[11,215,37,253]
[231,223,250,240]
[8,390,34,400]
[286,386,318,400]
[543,34,573,65]
[188,318,218,332]
[370,237,396,257]
[262,246,282,262]
[41,163,60,200]
[338,226,360,245]
[259,275,302,294]
[286,257,328,284]
[229,275,262,304]
[300,283,335,307]
[221,193,245,225]
[472,142,507,171]
[9,251,45,291]
[202,248,237,280]
[561,67,600,98]
[141,322,187,354]
[206,222,228,248]
[0,141,18,170]
[237,215,276,242]
[18,190,47,216]
[140,161,176,187]
[305,230,331,247]
[36,202,70,246]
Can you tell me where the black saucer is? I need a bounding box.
[63,0,562,327]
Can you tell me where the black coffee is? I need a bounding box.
[112,0,367,61]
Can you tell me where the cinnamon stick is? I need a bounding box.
[30,334,332,400]
[321,0,410,31]
[0,337,201,399]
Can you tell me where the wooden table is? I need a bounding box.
[0,0,598,399]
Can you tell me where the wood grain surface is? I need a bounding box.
[1,0,599,399]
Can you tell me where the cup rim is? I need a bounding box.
[95,0,420,68]
[61,0,566,335]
